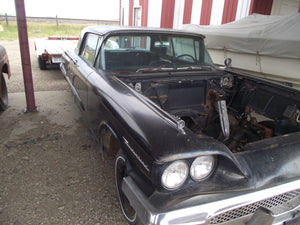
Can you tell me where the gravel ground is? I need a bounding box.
[0,40,127,224]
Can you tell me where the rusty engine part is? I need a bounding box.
[225,115,275,151]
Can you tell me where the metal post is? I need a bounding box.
[5,13,8,26]
[14,0,37,112]
[56,15,58,27]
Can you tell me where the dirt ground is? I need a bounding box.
[0,40,127,224]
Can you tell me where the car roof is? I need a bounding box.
[80,26,205,39]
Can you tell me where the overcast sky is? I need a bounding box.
[0,0,120,20]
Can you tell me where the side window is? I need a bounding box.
[97,35,151,70]
[80,33,99,65]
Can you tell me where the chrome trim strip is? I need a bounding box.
[122,177,300,225]
[123,137,150,172]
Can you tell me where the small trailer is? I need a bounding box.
[34,37,78,70]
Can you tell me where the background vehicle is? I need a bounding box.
[34,37,78,70]
[61,26,300,225]
[0,44,11,111]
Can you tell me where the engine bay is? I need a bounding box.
[119,71,300,152]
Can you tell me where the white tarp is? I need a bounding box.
[181,14,300,59]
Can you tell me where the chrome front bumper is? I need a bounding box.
[122,177,300,225]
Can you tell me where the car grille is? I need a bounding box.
[208,189,300,224]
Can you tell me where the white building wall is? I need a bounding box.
[173,0,185,28]
[121,0,300,28]
[210,0,225,25]
[147,0,163,27]
[271,0,300,15]
[235,0,252,21]
[121,0,130,26]
[191,0,203,25]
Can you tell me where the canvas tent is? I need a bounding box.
[181,14,300,89]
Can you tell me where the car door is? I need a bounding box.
[67,33,100,122]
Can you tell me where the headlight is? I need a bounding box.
[161,160,188,189]
[190,156,214,181]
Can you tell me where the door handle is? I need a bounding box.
[73,59,79,67]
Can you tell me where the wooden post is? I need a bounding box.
[56,15,58,27]
[14,0,37,112]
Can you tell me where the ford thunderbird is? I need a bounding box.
[61,26,300,225]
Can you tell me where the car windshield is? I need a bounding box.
[97,33,214,72]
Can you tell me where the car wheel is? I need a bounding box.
[0,73,8,111]
[115,151,142,225]
[38,57,46,70]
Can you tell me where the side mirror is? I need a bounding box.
[224,58,232,68]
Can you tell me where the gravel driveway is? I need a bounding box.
[0,39,127,224]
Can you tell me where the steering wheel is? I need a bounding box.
[176,54,196,62]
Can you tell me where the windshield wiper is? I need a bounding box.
[136,65,214,73]
[176,66,213,71]
[136,66,175,73]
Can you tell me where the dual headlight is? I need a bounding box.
[161,156,215,190]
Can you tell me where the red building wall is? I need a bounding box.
[200,0,213,25]
[161,0,176,28]
[250,0,274,15]
[128,0,134,26]
[120,0,278,28]
[222,0,238,24]
[140,0,149,27]
[183,0,193,24]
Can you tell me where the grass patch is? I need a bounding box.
[0,21,99,40]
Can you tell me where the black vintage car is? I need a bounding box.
[0,45,11,111]
[61,26,300,225]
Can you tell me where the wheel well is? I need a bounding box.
[2,63,9,75]
[99,124,121,157]
[99,124,155,197]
